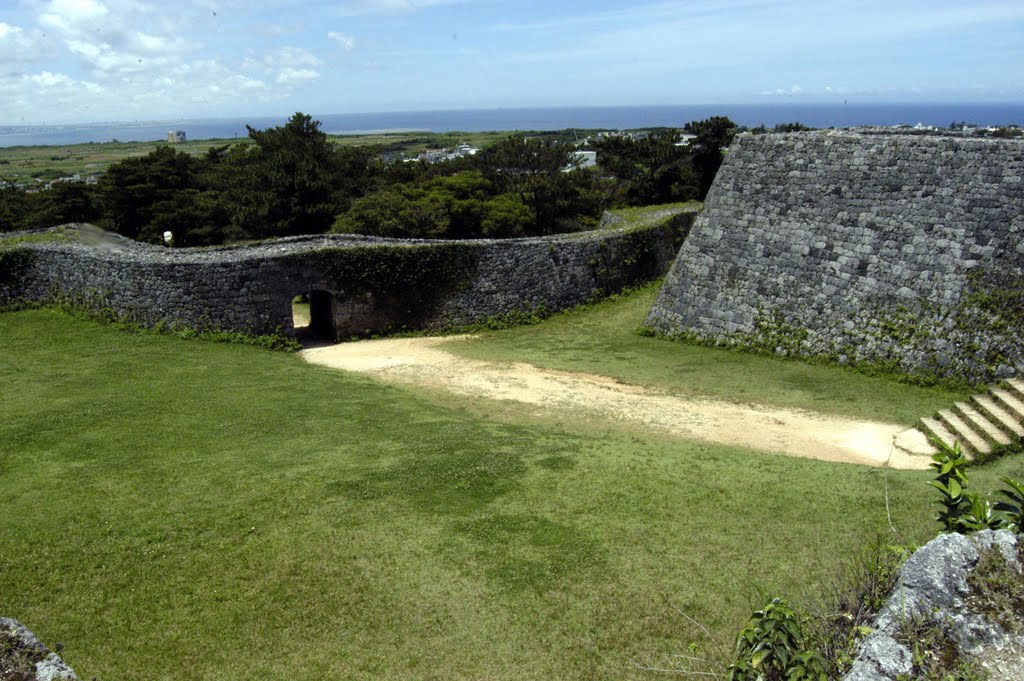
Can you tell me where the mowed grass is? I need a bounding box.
[2,308,1022,680]
[449,282,972,425]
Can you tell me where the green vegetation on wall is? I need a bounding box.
[306,243,480,299]
[957,266,1024,346]
[0,247,33,290]
[588,212,694,293]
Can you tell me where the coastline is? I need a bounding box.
[2,102,1022,148]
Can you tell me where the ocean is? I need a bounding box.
[1,103,1021,148]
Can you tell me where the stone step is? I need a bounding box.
[990,387,1024,422]
[971,394,1024,439]
[937,409,992,456]
[919,417,967,457]
[952,402,1012,447]
[1005,377,1024,402]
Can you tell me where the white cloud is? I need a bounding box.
[333,0,412,15]
[328,31,356,52]
[38,0,197,78]
[38,0,108,38]
[30,70,76,88]
[246,46,322,70]
[276,67,319,85]
[40,0,109,27]
[0,21,60,76]
[1,69,105,122]
[0,57,278,123]
[760,84,805,97]
[259,22,304,36]
[276,46,322,68]
[0,0,328,122]
[322,0,471,18]
[243,46,323,87]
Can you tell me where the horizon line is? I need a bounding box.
[3,101,1024,130]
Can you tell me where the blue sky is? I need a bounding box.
[1,0,1022,125]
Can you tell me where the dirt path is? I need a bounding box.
[301,336,936,469]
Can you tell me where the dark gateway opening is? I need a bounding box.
[293,290,337,342]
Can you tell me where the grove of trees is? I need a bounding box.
[1,113,739,244]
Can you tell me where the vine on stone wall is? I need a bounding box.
[304,243,480,300]
[3,214,688,342]
[957,268,1024,338]
[0,248,33,287]
[588,218,690,291]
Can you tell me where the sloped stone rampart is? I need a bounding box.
[645,132,1024,383]
[1,211,693,339]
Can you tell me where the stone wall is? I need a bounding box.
[1,211,693,340]
[645,132,1024,384]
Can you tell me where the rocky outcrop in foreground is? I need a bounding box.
[0,618,77,681]
[844,529,1023,680]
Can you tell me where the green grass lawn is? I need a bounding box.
[449,282,972,425]
[1,306,1021,680]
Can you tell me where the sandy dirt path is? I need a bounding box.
[301,336,936,469]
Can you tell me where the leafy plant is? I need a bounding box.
[927,445,1024,534]
[956,494,1004,532]
[993,476,1024,532]
[928,443,972,532]
[727,598,826,681]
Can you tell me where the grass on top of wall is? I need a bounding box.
[446,281,971,426]
[598,201,702,230]
[2,307,1020,680]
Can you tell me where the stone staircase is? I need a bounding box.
[918,378,1024,458]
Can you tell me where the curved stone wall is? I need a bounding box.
[645,132,1024,384]
[1,211,694,340]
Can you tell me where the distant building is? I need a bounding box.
[44,175,84,190]
[564,150,597,172]
[413,142,480,164]
[167,130,187,143]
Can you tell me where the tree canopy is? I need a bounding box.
[2,113,743,240]
[593,130,698,205]
[684,116,738,198]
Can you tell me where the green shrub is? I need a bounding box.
[727,598,826,681]
[927,444,1023,534]
[993,476,1024,532]
[928,443,972,532]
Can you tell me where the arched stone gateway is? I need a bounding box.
[645,131,1024,384]
[1,211,694,341]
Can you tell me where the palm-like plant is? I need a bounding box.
[928,443,971,532]
[994,476,1024,532]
